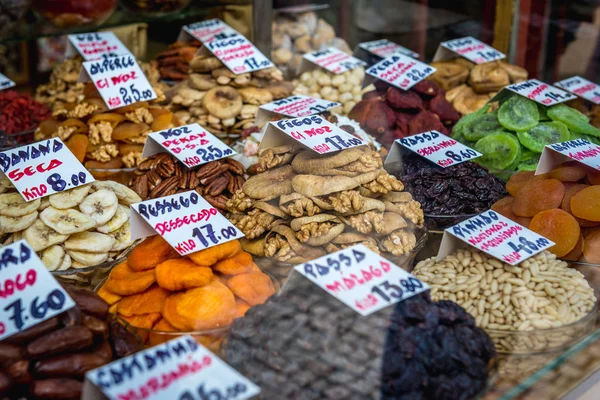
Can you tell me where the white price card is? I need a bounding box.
[364,53,436,91]
[358,39,419,59]
[66,32,132,61]
[0,138,94,202]
[505,79,576,106]
[143,123,236,169]
[0,240,76,341]
[202,34,274,74]
[439,210,554,266]
[385,131,481,168]
[260,115,364,154]
[295,244,429,316]
[555,76,600,105]
[0,72,15,90]
[130,190,244,256]
[83,335,260,400]
[80,54,157,110]
[255,95,340,126]
[435,36,505,64]
[536,139,600,174]
[180,19,239,44]
[300,47,366,75]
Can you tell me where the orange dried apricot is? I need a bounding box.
[119,143,144,155]
[83,82,101,99]
[571,186,600,221]
[85,158,124,169]
[512,179,565,217]
[234,299,251,319]
[149,107,173,131]
[117,285,170,317]
[103,268,156,296]
[97,286,121,305]
[112,122,149,141]
[66,134,89,163]
[549,164,587,182]
[60,118,88,135]
[88,112,126,128]
[114,101,149,114]
[148,319,178,346]
[120,313,162,342]
[212,251,254,275]
[37,119,60,139]
[583,230,600,264]
[188,240,241,267]
[561,184,588,214]
[529,209,580,257]
[491,197,532,227]
[563,234,584,261]
[109,302,119,314]
[155,258,213,291]
[587,170,600,185]
[128,235,176,271]
[225,271,275,306]
[505,172,549,196]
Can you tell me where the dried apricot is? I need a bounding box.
[505,172,548,196]
[97,286,121,305]
[112,122,149,141]
[155,258,213,291]
[148,319,177,347]
[188,240,241,267]
[119,143,144,156]
[114,101,149,114]
[512,179,565,217]
[529,209,580,257]
[128,235,176,271]
[491,197,532,227]
[117,285,170,317]
[88,112,126,128]
[563,234,584,261]
[149,107,173,131]
[103,268,156,296]
[60,118,88,135]
[571,186,600,221]
[212,251,254,275]
[109,302,119,314]
[549,164,587,182]
[587,170,600,185]
[65,134,89,162]
[583,230,600,264]
[225,271,275,306]
[37,119,60,139]
[234,299,251,319]
[120,313,161,342]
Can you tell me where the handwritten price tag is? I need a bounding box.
[204,34,273,74]
[181,19,239,44]
[536,139,600,175]
[365,54,435,90]
[506,79,576,106]
[439,210,554,265]
[84,335,260,400]
[67,32,131,61]
[555,76,600,105]
[440,36,505,64]
[0,73,15,90]
[130,190,243,256]
[144,124,236,168]
[358,39,419,59]
[0,138,94,202]
[0,240,76,341]
[301,47,366,74]
[256,95,340,126]
[295,244,429,316]
[81,54,157,110]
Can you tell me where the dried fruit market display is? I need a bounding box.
[0,91,51,138]
[155,40,202,81]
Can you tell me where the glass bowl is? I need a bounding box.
[32,0,117,28]
[120,0,191,17]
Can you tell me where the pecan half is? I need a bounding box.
[150,176,179,198]
[225,158,245,175]
[155,159,176,177]
[205,194,228,210]
[206,175,229,196]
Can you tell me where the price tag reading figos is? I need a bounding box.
[181,19,239,44]
[440,36,505,64]
[295,244,429,316]
[84,335,260,400]
[439,210,554,265]
[0,138,94,201]
[256,95,340,126]
[358,39,419,59]
[555,76,600,105]
[506,79,576,106]
[0,241,76,341]
[204,34,273,74]
[144,124,235,169]
[67,32,131,61]
[0,73,15,90]
[81,54,157,110]
[301,47,366,74]
[365,53,435,90]
[130,190,243,256]
[536,139,600,174]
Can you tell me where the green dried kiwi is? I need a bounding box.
[474,132,521,170]
[506,143,522,171]
[570,131,600,145]
[516,121,570,153]
[517,151,540,171]
[463,111,507,141]
[548,104,600,137]
[498,95,539,131]
[452,104,490,140]
[538,104,550,121]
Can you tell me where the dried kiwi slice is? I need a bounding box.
[474,133,521,170]
[570,131,600,145]
[516,121,570,153]
[538,104,550,121]
[452,104,490,141]
[547,104,600,137]
[498,95,539,132]
[517,151,540,171]
[463,111,506,141]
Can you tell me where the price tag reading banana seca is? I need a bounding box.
[506,79,576,106]
[536,139,600,174]
[67,32,132,61]
[203,34,273,74]
[84,335,260,400]
[301,47,366,74]
[439,36,505,64]
[256,95,340,126]
[180,19,239,43]
[0,241,76,341]
[0,73,15,90]
[555,76,600,105]
[130,190,243,256]
[365,53,435,90]
[295,244,429,316]
[439,210,554,265]
[359,39,419,59]
[385,131,481,168]
[143,123,236,169]
[0,138,94,201]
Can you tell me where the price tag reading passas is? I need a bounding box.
[81,54,157,110]
[204,34,273,74]
[84,335,260,400]
[441,36,505,64]
[181,19,239,44]
[506,79,576,106]
[359,39,419,59]
[302,47,366,74]
[0,241,75,341]
[130,190,243,256]
[0,73,15,90]
[67,32,131,61]
[555,76,600,105]
[366,53,435,90]
[295,244,429,316]
[0,138,94,201]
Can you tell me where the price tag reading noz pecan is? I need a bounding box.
[536,139,600,175]
[440,36,505,64]
[365,53,435,90]
[506,79,576,106]
[144,123,236,169]
[358,39,419,59]
[84,335,260,400]
[81,54,157,110]
[204,34,273,74]
[130,190,244,256]
[0,138,94,202]
[181,19,239,44]
[439,210,554,266]
[67,32,132,61]
[555,76,600,105]
[302,47,366,74]
[0,240,76,341]
[295,244,429,316]
[0,73,15,91]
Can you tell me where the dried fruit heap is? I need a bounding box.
[226,145,424,264]
[156,40,201,81]
[98,237,276,350]
[0,179,139,273]
[226,274,496,399]
[0,284,141,400]
[128,153,247,211]
[0,90,51,136]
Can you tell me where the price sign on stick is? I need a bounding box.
[0,73,15,90]
[365,53,435,90]
[0,138,94,201]
[295,244,429,316]
[0,240,76,341]
[437,36,505,64]
[255,95,340,126]
[67,32,132,61]
[555,76,600,105]
[300,47,366,75]
[358,39,419,59]
[130,190,244,256]
[180,19,239,43]
[504,79,576,106]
